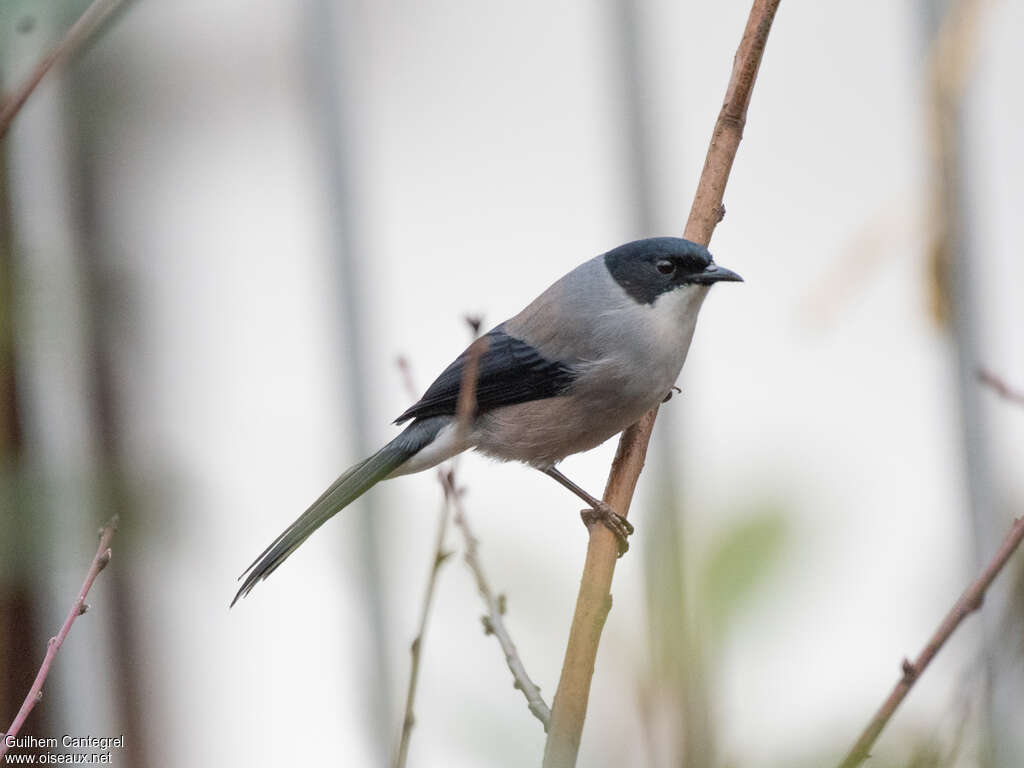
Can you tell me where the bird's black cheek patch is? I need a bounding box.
[603,252,675,305]
[602,237,714,303]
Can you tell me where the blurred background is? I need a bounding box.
[1,0,1023,766]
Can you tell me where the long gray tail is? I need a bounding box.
[232,417,446,605]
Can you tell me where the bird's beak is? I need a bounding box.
[691,262,743,285]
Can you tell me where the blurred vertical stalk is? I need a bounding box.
[1,0,118,743]
[0,113,48,753]
[305,0,393,759]
[1,7,47,753]
[63,11,154,763]
[611,0,656,238]
[608,1,711,765]
[919,0,1017,764]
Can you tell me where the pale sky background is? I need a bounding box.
[4,1,1024,766]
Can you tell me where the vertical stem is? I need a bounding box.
[607,2,711,763]
[542,3,781,765]
[393,500,451,768]
[919,0,1007,760]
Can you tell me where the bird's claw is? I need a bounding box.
[662,385,682,403]
[580,501,634,557]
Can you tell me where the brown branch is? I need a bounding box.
[837,516,1024,768]
[541,2,781,765]
[0,516,119,758]
[0,0,125,141]
[978,368,1024,408]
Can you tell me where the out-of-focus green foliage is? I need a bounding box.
[698,507,789,640]
[637,491,792,768]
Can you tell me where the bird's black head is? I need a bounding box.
[603,237,742,305]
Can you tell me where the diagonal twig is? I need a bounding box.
[837,515,1024,768]
[978,368,1024,408]
[392,324,550,762]
[0,0,126,140]
[445,316,549,726]
[445,469,552,729]
[542,2,782,765]
[0,515,119,758]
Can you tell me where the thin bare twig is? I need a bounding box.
[0,515,119,758]
[393,496,453,768]
[541,2,781,765]
[837,516,1024,768]
[392,325,549,761]
[0,0,125,140]
[978,368,1024,408]
[446,470,552,729]
[445,318,549,726]
[392,359,456,768]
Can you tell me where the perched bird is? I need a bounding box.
[232,236,741,605]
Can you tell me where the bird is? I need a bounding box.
[232,236,741,605]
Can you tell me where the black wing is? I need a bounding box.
[394,329,577,424]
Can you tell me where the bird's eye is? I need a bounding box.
[656,259,675,275]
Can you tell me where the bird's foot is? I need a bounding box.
[580,501,634,557]
[662,385,682,403]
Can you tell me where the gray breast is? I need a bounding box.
[472,256,702,467]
